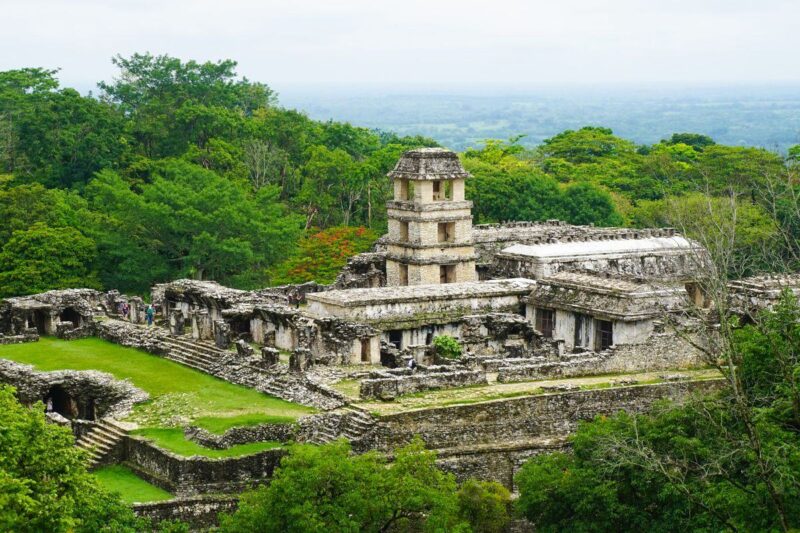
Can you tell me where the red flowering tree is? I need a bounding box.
[268,226,377,285]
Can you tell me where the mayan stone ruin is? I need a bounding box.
[1,147,798,528]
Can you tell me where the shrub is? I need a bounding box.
[433,335,462,359]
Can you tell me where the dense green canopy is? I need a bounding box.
[1,56,797,296]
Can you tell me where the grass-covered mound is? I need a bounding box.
[0,337,315,456]
[94,465,173,504]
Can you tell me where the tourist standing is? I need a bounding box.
[145,304,155,326]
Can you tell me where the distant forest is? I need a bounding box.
[1,54,798,297]
[283,85,800,152]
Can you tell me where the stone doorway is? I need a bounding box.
[47,385,76,419]
[360,338,371,363]
[60,307,82,327]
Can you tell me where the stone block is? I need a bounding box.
[260,346,280,367]
[234,339,254,358]
[289,348,312,373]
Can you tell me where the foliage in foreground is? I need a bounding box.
[515,292,800,532]
[219,438,511,533]
[0,385,143,532]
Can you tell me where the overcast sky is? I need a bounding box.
[1,0,798,91]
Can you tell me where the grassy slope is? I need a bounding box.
[94,465,173,504]
[0,337,314,456]
[132,428,282,458]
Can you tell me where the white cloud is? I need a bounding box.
[0,0,797,88]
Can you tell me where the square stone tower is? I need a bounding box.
[385,148,478,286]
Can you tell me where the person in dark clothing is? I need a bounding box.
[145,305,155,326]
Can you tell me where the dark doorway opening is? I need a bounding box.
[80,398,96,421]
[47,385,75,419]
[33,311,48,334]
[595,320,614,351]
[60,307,82,327]
[388,330,403,349]
[360,339,371,363]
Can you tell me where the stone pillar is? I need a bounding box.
[129,297,145,324]
[197,310,212,340]
[289,348,312,373]
[214,320,231,349]
[169,310,185,336]
[261,347,280,368]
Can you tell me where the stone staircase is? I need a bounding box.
[76,419,129,469]
[159,335,230,373]
[304,405,376,445]
[340,406,376,442]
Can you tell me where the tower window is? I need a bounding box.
[432,180,442,200]
[439,265,455,284]
[399,264,409,286]
[399,221,409,242]
[437,222,455,243]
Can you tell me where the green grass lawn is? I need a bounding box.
[0,337,315,456]
[132,428,282,458]
[94,465,173,504]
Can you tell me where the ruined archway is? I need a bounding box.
[59,307,82,327]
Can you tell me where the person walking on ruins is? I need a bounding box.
[146,304,155,326]
[122,302,129,320]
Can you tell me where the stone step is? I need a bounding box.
[164,336,227,357]
[164,347,219,366]
[164,348,215,366]
[76,420,130,468]
[78,439,111,454]
[97,421,128,438]
[168,358,210,373]
[79,431,118,449]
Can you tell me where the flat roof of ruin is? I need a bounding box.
[728,274,800,295]
[387,147,471,181]
[534,271,681,295]
[306,278,536,307]
[499,236,697,260]
[529,272,688,319]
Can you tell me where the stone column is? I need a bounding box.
[169,310,185,336]
[289,348,312,373]
[214,320,231,349]
[129,297,145,324]
[197,310,212,340]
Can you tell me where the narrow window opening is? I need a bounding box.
[595,320,613,351]
[535,308,555,338]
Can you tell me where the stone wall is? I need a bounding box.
[496,323,704,383]
[363,380,722,489]
[0,330,39,345]
[123,436,286,495]
[359,366,487,400]
[133,495,238,530]
[184,423,296,450]
[366,380,722,452]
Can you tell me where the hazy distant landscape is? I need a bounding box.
[280,84,800,152]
